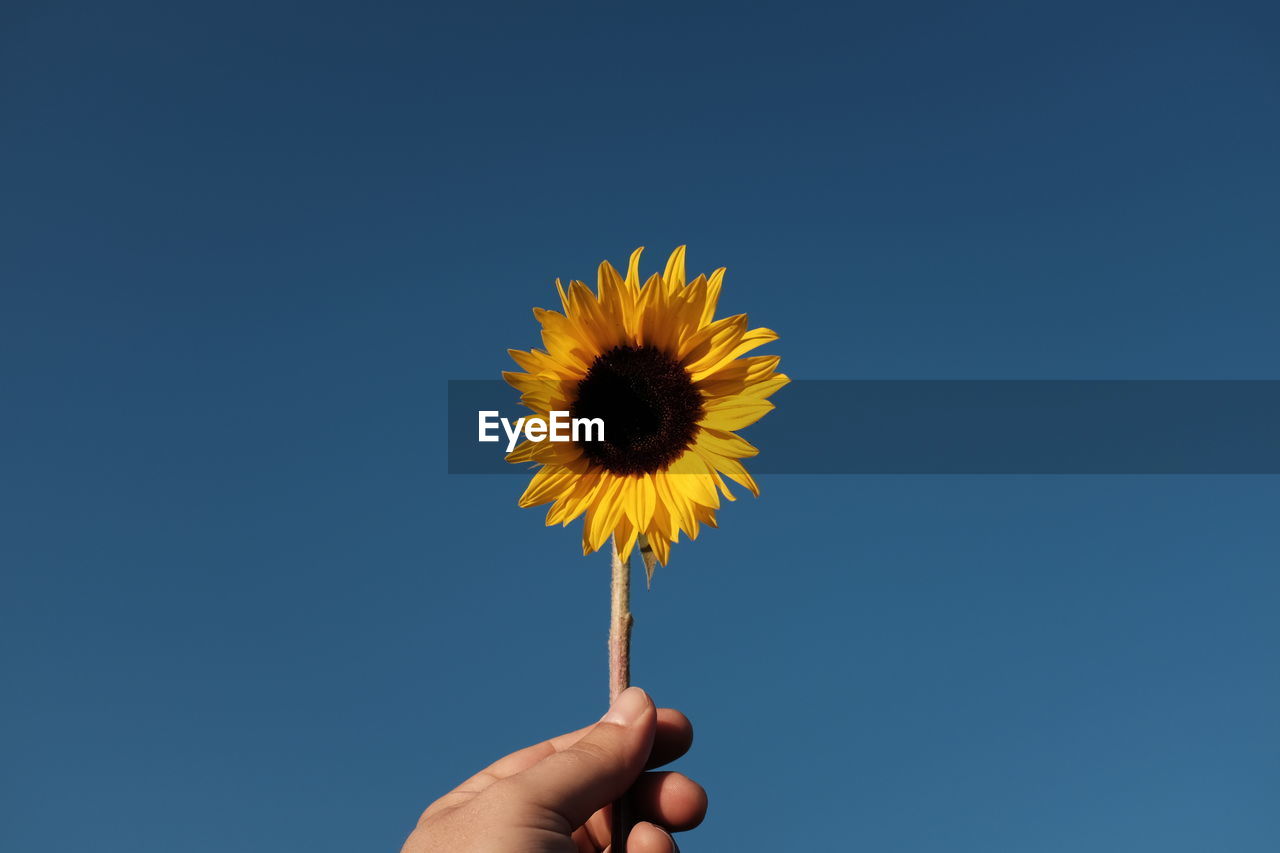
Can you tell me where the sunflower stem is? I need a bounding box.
[609,535,634,852]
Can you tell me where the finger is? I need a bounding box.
[579,770,707,845]
[617,821,679,853]
[645,709,693,770]
[629,771,708,832]
[503,686,656,830]
[457,706,692,796]
[525,708,690,772]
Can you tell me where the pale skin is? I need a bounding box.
[401,687,706,853]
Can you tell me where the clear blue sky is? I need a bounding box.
[2,2,1277,851]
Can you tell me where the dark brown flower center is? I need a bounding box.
[571,345,704,475]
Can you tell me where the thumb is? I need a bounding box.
[505,686,656,830]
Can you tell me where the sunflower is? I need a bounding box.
[504,246,787,568]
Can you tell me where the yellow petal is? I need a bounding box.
[624,473,657,529]
[663,245,687,290]
[737,374,790,400]
[696,428,759,459]
[505,440,538,464]
[701,268,725,327]
[707,454,760,497]
[710,469,737,501]
[681,275,710,333]
[695,355,781,396]
[651,472,683,541]
[701,395,775,430]
[637,272,675,353]
[679,314,748,368]
[668,451,719,508]
[585,476,627,554]
[502,370,553,395]
[528,438,582,464]
[597,260,635,342]
[566,279,598,319]
[613,517,639,564]
[565,280,613,350]
[693,432,761,496]
[539,328,592,373]
[597,260,623,296]
[518,465,579,508]
[656,469,703,539]
[625,246,644,289]
[689,327,779,382]
[648,530,670,566]
[565,473,611,537]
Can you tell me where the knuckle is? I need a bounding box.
[569,736,626,772]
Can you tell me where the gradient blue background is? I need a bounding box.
[2,2,1278,850]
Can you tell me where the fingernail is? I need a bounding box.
[601,686,648,726]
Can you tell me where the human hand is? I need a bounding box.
[401,687,707,852]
